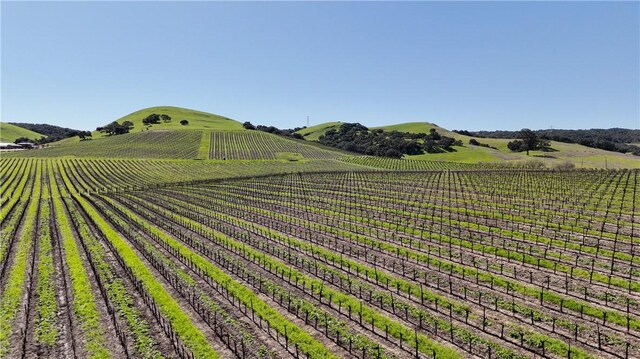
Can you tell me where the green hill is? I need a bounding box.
[295,121,640,169]
[92,106,244,139]
[6,106,348,160]
[375,122,640,168]
[296,121,462,142]
[0,123,46,143]
[372,122,460,138]
[6,109,639,169]
[7,129,347,160]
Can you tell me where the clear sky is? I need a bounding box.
[2,1,639,131]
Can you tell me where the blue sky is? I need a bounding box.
[2,1,638,131]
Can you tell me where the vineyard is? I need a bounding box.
[339,157,481,171]
[0,155,638,359]
[208,131,344,160]
[3,129,347,162]
[5,131,202,159]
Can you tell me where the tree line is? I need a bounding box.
[96,113,189,136]
[242,122,306,139]
[317,123,461,158]
[10,123,91,144]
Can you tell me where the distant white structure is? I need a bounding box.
[0,142,35,150]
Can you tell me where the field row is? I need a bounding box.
[0,157,372,195]
[208,131,344,160]
[339,156,481,170]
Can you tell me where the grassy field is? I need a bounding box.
[0,123,45,143]
[91,106,245,139]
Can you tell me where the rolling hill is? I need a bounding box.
[298,121,640,169]
[91,106,245,139]
[0,123,46,143]
[5,107,639,169]
[5,107,347,160]
[294,122,343,141]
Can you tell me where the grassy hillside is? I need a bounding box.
[0,123,46,143]
[295,120,640,169]
[372,122,461,138]
[294,122,342,141]
[380,122,639,168]
[92,106,244,139]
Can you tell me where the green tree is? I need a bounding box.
[518,129,538,155]
[509,128,551,155]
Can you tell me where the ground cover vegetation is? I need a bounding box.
[317,123,462,158]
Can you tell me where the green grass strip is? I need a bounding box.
[62,194,164,359]
[0,161,39,357]
[34,183,59,346]
[50,162,111,359]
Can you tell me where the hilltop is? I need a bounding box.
[294,122,343,141]
[0,123,46,143]
[91,106,244,138]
